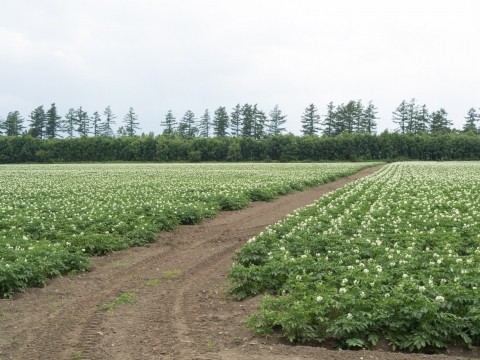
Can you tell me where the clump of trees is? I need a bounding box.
[0,105,140,139]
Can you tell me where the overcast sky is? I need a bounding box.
[1,0,479,135]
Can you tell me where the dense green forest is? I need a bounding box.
[0,99,479,163]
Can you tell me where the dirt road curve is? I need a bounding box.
[0,166,476,360]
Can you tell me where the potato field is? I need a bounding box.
[0,162,377,298]
[230,162,480,352]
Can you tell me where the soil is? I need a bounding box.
[0,165,478,360]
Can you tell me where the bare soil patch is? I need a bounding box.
[1,165,477,360]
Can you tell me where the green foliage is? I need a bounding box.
[0,240,91,298]
[0,111,24,136]
[230,162,480,352]
[0,132,480,163]
[247,188,277,202]
[216,193,251,210]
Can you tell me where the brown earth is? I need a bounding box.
[0,165,478,360]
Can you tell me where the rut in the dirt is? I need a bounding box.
[5,166,470,360]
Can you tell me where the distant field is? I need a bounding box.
[230,162,480,352]
[0,162,378,297]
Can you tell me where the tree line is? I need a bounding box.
[1,99,479,140]
[0,99,479,164]
[0,132,479,164]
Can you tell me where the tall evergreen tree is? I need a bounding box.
[332,105,346,135]
[213,107,229,138]
[322,102,336,137]
[161,110,177,136]
[91,111,102,136]
[45,103,61,139]
[392,100,408,134]
[351,100,365,133]
[230,104,242,137]
[362,101,378,134]
[28,105,46,138]
[75,106,90,136]
[198,109,212,138]
[0,111,24,136]
[430,108,452,133]
[266,105,287,136]
[63,108,77,138]
[463,108,479,132]
[335,101,358,134]
[406,98,418,133]
[252,105,266,139]
[101,106,116,137]
[241,104,254,137]
[416,104,430,133]
[178,110,197,138]
[123,107,140,137]
[301,103,321,136]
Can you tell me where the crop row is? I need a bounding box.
[0,162,378,297]
[229,162,480,352]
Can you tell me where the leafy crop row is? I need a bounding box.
[229,162,480,352]
[0,162,378,297]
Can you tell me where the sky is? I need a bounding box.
[1,0,479,135]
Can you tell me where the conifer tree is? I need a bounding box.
[28,105,46,138]
[301,103,321,136]
[362,101,378,134]
[266,105,287,136]
[430,108,452,133]
[123,107,140,137]
[161,110,177,136]
[198,109,212,138]
[416,104,430,133]
[406,98,418,133]
[463,108,479,132]
[322,102,336,137]
[351,100,364,133]
[213,107,229,137]
[178,110,197,138]
[45,103,62,139]
[241,104,254,137]
[252,105,266,139]
[392,100,408,134]
[0,111,24,136]
[91,111,102,136]
[230,104,242,137]
[102,106,116,137]
[75,106,90,136]
[63,108,76,138]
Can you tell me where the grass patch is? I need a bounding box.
[102,292,136,313]
[70,350,84,360]
[112,261,127,269]
[162,269,183,279]
[145,278,160,286]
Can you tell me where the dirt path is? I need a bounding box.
[0,166,476,360]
